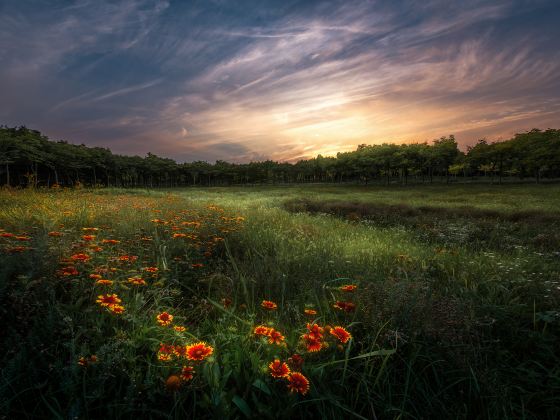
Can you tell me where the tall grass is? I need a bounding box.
[1,185,559,419]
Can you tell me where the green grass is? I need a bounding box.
[1,185,559,419]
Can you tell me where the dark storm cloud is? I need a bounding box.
[1,0,559,162]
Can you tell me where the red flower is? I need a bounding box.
[96,294,121,307]
[186,342,214,361]
[302,334,322,352]
[268,359,291,378]
[330,326,352,344]
[287,372,310,395]
[261,300,277,310]
[254,325,272,336]
[333,301,356,312]
[180,366,194,381]
[156,312,174,326]
[340,284,357,292]
[268,329,285,345]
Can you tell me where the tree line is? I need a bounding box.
[0,125,559,187]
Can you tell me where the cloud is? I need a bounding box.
[1,0,559,161]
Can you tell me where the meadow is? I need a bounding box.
[1,184,559,419]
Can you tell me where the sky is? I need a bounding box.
[1,0,559,163]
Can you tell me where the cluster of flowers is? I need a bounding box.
[333,284,358,313]
[0,229,32,253]
[253,298,353,395]
[158,341,215,390]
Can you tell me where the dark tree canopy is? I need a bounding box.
[0,126,559,187]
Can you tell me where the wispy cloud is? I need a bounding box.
[1,0,559,162]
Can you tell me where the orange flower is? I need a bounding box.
[102,239,120,244]
[304,309,317,316]
[191,263,204,268]
[82,227,99,232]
[269,359,291,378]
[166,375,181,391]
[268,329,285,345]
[143,266,159,273]
[173,326,186,332]
[173,345,188,358]
[156,312,174,326]
[128,277,147,286]
[158,343,174,361]
[48,231,63,237]
[95,279,113,286]
[82,235,96,241]
[288,354,304,371]
[333,301,356,313]
[330,326,352,344]
[340,284,357,292]
[254,325,271,336]
[14,236,31,241]
[302,334,322,352]
[261,300,277,310]
[108,304,125,314]
[287,372,310,395]
[89,273,102,279]
[0,232,14,238]
[186,342,214,361]
[96,294,121,307]
[118,255,138,262]
[173,233,187,238]
[180,366,194,381]
[58,266,78,276]
[306,323,324,340]
[70,253,90,262]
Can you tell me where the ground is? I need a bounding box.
[1,184,559,419]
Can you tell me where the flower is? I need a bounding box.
[156,312,174,326]
[158,343,175,361]
[268,329,285,345]
[70,253,90,262]
[288,354,304,371]
[128,277,147,286]
[82,235,96,241]
[304,309,317,316]
[166,375,181,392]
[58,266,79,276]
[173,326,186,332]
[333,301,356,312]
[302,334,322,352]
[330,326,352,344]
[48,231,63,237]
[340,284,357,292]
[261,300,277,310]
[186,342,214,361]
[254,325,272,336]
[89,273,102,279]
[95,279,113,286]
[96,294,121,307]
[180,366,194,381]
[173,233,187,238]
[287,372,310,395]
[118,255,138,262]
[269,359,291,378]
[82,227,99,232]
[14,236,31,241]
[306,323,324,340]
[101,239,120,244]
[108,304,125,314]
[143,266,159,273]
[173,346,188,358]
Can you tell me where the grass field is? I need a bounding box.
[1,184,559,419]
